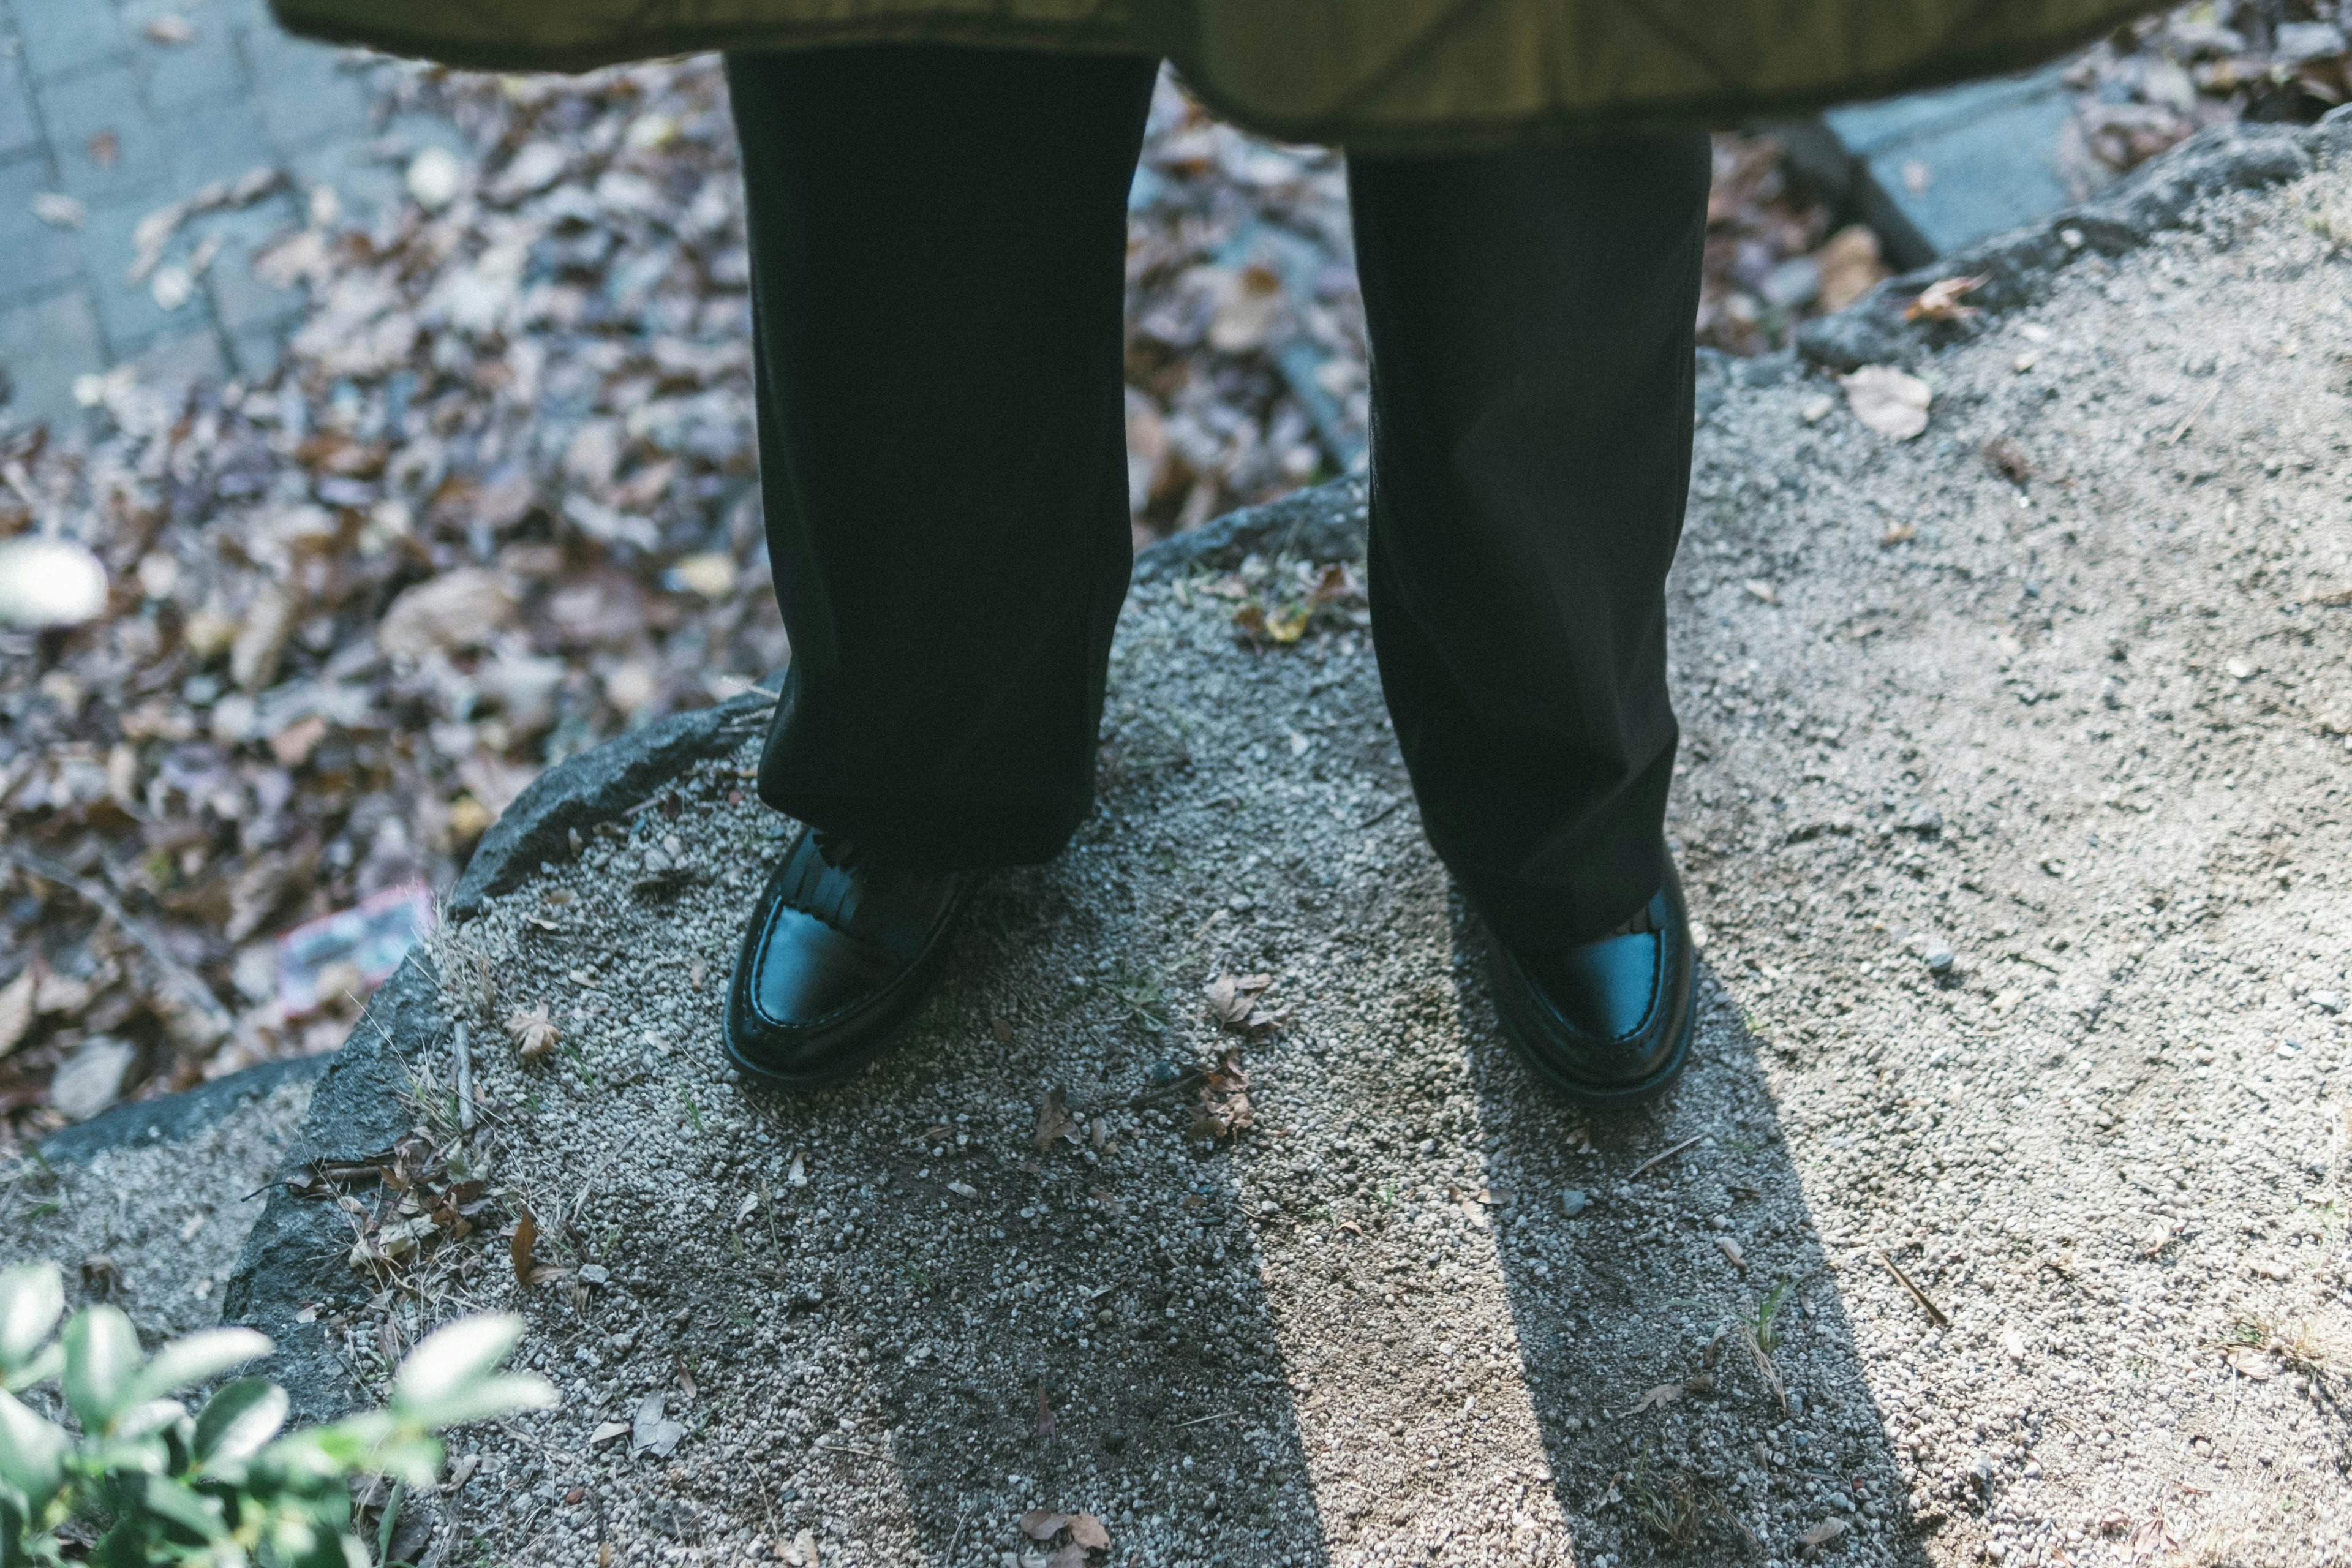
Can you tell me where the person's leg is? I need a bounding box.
[1346,132,1711,954]
[726,46,1159,872]
[720,47,1156,1088]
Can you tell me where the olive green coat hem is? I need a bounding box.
[271,1,2154,153]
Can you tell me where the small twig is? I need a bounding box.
[944,1503,973,1563]
[1878,1250,1950,1327]
[1357,797,1403,829]
[1630,1135,1705,1180]
[1170,1410,1238,1430]
[1,847,234,1038]
[453,1022,477,1134]
[821,1442,888,1460]
[2164,383,2221,446]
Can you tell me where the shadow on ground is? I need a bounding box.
[1455,918,1940,1567]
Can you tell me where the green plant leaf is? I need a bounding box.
[392,1371,554,1433]
[135,1473,227,1542]
[364,1436,444,1489]
[121,1327,272,1409]
[0,1265,62,1378]
[193,1378,287,1469]
[61,1306,141,1433]
[2,1343,61,1394]
[374,1478,405,1568]
[0,1389,67,1508]
[388,1316,525,1422]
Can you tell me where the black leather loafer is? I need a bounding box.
[723,826,970,1090]
[1487,861,1695,1109]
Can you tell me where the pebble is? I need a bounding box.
[1559,1188,1591,1217]
[1924,946,1956,976]
[2310,990,2343,1014]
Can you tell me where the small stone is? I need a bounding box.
[1559,1188,1590,1217]
[1924,946,1956,976]
[2310,990,2343,1015]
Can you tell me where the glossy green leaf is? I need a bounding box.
[388,1316,524,1420]
[193,1378,287,1469]
[0,1389,67,1508]
[0,1265,62,1377]
[60,1306,140,1433]
[122,1328,271,1409]
[2,1343,61,1394]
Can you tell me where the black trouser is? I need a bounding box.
[725,47,1709,952]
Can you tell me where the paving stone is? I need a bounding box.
[0,154,88,305]
[157,94,275,195]
[243,29,373,149]
[198,195,304,333]
[132,2,252,116]
[36,58,176,208]
[1817,64,2077,267]
[0,39,41,157]
[11,0,127,84]
[0,287,104,431]
[126,321,230,393]
[225,317,287,382]
[71,198,205,353]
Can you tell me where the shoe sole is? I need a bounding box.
[1493,965,1696,1110]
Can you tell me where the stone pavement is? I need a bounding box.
[0,0,455,432]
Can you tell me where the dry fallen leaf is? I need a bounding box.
[1714,1234,1746,1269]
[1207,262,1284,352]
[1068,1515,1110,1551]
[1842,365,1932,440]
[1033,1087,1081,1152]
[589,1420,630,1447]
[1204,973,1275,1033]
[1903,273,1988,322]
[1622,1381,1687,1417]
[511,1206,550,1286]
[1812,224,1886,313]
[1800,1516,1849,1548]
[0,965,36,1058]
[1019,1510,1069,1542]
[506,1004,559,1062]
[2223,1343,2275,1380]
[1044,1548,1086,1568]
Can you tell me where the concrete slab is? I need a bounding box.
[0,287,105,430]
[1793,64,2080,269]
[0,154,89,304]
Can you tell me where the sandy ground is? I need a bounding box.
[13,158,2352,1568]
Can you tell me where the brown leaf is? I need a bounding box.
[1068,1514,1111,1551]
[1842,366,1932,440]
[1032,1087,1080,1152]
[1035,1387,1056,1440]
[511,1206,541,1286]
[1714,1234,1746,1269]
[1018,1510,1069,1542]
[992,1016,1013,1042]
[506,1004,559,1062]
[1046,1548,1087,1568]
[1903,274,1987,322]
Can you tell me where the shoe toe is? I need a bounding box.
[751,906,899,1028]
[1529,929,1660,1042]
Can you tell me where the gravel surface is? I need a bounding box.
[0,1072,315,1342]
[59,153,2352,1568]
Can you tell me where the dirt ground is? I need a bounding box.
[12,141,2352,1568]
